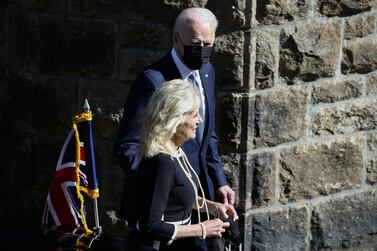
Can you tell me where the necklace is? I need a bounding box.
[176,154,192,178]
[163,141,180,157]
[162,142,209,222]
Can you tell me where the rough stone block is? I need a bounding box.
[0,125,14,181]
[255,29,279,89]
[0,2,6,43]
[38,16,116,77]
[94,136,123,187]
[0,77,7,121]
[34,136,65,187]
[242,211,253,249]
[251,204,309,251]
[311,189,377,250]
[206,0,247,28]
[367,156,377,184]
[217,92,248,151]
[100,170,124,205]
[100,209,130,237]
[0,75,31,129]
[368,133,377,151]
[8,8,38,74]
[220,153,246,207]
[122,18,171,50]
[312,75,363,103]
[29,77,78,135]
[279,20,341,83]
[256,0,311,25]
[88,138,123,217]
[313,99,377,135]
[79,79,130,139]
[366,71,377,95]
[10,130,35,189]
[70,0,183,22]
[344,13,376,40]
[318,0,373,17]
[2,131,70,211]
[342,38,377,74]
[0,182,35,222]
[0,74,77,135]
[120,48,166,82]
[213,31,244,88]
[70,0,137,17]
[253,86,308,147]
[249,152,276,208]
[7,0,65,13]
[280,137,363,203]
[0,2,7,73]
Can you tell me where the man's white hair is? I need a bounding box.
[173,7,218,34]
[140,79,201,158]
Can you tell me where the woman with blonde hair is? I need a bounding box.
[126,79,238,251]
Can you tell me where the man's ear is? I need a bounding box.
[173,33,179,45]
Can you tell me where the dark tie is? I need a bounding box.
[188,72,204,141]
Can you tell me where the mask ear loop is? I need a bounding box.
[176,32,185,46]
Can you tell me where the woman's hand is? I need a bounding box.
[202,218,230,238]
[209,201,239,221]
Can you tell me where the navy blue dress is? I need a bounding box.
[126,153,199,251]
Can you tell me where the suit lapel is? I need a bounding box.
[198,67,211,146]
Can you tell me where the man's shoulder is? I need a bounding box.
[136,53,174,85]
[144,53,173,74]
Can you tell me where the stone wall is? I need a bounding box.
[0,0,376,250]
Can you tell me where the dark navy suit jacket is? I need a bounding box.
[114,52,228,224]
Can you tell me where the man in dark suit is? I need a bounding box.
[114,7,235,250]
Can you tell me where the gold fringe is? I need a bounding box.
[79,187,99,199]
[73,122,92,235]
[73,111,92,123]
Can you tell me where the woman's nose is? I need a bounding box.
[197,115,203,124]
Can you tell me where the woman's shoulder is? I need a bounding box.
[140,153,176,172]
[143,153,174,162]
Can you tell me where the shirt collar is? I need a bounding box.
[171,48,193,80]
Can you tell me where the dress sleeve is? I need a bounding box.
[141,155,177,243]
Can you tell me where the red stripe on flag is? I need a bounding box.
[49,167,79,229]
[80,144,85,162]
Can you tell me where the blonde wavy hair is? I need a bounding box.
[140,79,201,158]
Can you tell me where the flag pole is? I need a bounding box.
[83,99,102,235]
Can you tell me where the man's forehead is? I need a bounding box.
[185,21,214,34]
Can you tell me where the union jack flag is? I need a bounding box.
[42,110,99,237]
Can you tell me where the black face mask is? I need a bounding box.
[177,33,213,70]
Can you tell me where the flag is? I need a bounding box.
[42,109,99,237]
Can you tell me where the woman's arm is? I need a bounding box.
[139,156,177,243]
[175,219,230,239]
[192,197,239,221]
